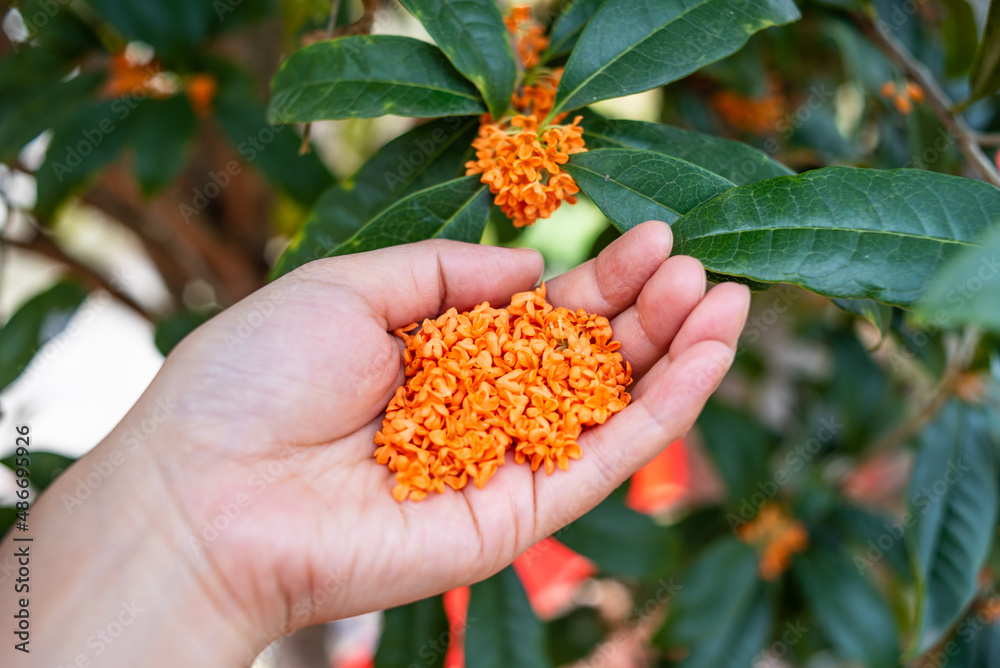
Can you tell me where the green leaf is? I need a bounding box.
[0,62,102,164]
[466,567,551,668]
[19,0,101,59]
[268,36,486,123]
[940,0,980,77]
[544,0,606,61]
[0,451,75,492]
[85,0,215,66]
[546,606,607,665]
[550,0,800,116]
[696,399,777,507]
[399,0,515,120]
[908,401,999,654]
[793,546,900,668]
[375,596,449,668]
[36,100,137,220]
[131,95,198,197]
[272,116,478,278]
[660,537,771,668]
[325,176,491,257]
[557,492,677,579]
[565,148,735,231]
[213,76,334,208]
[153,311,212,356]
[0,507,16,540]
[579,111,794,186]
[832,298,894,339]
[940,613,1000,668]
[0,280,88,390]
[671,167,1000,308]
[967,0,1000,103]
[919,225,1000,333]
[831,504,912,580]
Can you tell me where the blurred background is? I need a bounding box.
[2,0,1000,666]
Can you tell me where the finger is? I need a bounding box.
[668,282,751,359]
[530,284,749,538]
[532,339,738,538]
[289,239,545,330]
[608,255,706,379]
[544,221,673,318]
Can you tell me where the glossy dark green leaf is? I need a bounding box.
[36,100,137,220]
[831,504,912,579]
[550,0,800,116]
[544,0,605,60]
[1,451,75,491]
[153,311,213,356]
[579,111,794,185]
[940,613,1000,668]
[0,62,102,164]
[908,401,999,654]
[85,0,215,65]
[0,280,88,390]
[557,492,677,579]
[268,36,486,123]
[967,0,1000,103]
[214,80,334,208]
[466,567,551,668]
[19,0,101,59]
[565,148,735,231]
[0,508,17,541]
[940,0,979,77]
[131,95,198,197]
[324,176,490,258]
[272,117,478,278]
[672,167,1000,308]
[399,0,515,119]
[920,225,1000,333]
[832,298,893,339]
[696,399,777,507]
[375,596,449,668]
[546,606,607,665]
[660,537,770,668]
[794,546,899,668]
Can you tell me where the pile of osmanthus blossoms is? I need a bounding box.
[375,286,632,502]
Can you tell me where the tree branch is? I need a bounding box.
[1,232,154,322]
[854,14,1000,189]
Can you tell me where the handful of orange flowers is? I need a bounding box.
[375,285,632,502]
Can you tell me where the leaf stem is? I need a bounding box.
[853,14,1000,189]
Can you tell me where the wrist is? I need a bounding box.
[1,411,263,667]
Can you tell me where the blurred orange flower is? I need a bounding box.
[710,82,785,136]
[737,503,809,580]
[880,80,925,115]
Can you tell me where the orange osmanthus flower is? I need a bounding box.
[186,73,218,118]
[374,285,632,502]
[465,6,587,228]
[880,80,925,115]
[710,81,785,136]
[737,503,809,580]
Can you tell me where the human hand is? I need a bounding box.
[7,221,749,666]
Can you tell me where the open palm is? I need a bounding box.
[137,221,748,640]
